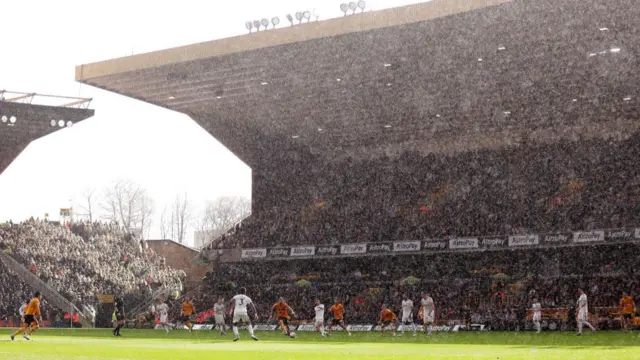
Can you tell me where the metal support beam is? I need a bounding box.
[61,98,93,108]
[4,93,36,103]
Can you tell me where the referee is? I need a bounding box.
[113,297,125,337]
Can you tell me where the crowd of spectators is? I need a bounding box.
[195,243,640,329]
[0,219,184,320]
[2,131,639,331]
[0,259,33,321]
[211,133,640,249]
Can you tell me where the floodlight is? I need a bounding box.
[253,20,261,31]
[246,21,253,33]
[50,119,56,126]
[261,18,269,29]
[340,3,348,16]
[303,11,311,22]
[272,17,280,28]
[286,14,294,26]
[358,0,366,11]
[295,12,303,24]
[349,2,357,14]
[9,116,16,123]
[66,121,73,127]
[1,116,6,123]
[58,120,65,127]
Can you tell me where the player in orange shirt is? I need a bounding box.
[619,292,636,333]
[378,304,398,337]
[327,298,352,336]
[11,292,41,341]
[180,296,196,332]
[270,297,296,336]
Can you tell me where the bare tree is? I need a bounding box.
[160,206,170,240]
[139,193,154,240]
[194,196,251,248]
[101,179,155,238]
[77,188,97,222]
[159,193,191,244]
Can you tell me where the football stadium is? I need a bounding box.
[2,0,640,358]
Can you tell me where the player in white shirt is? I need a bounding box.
[576,289,596,335]
[421,292,435,336]
[314,299,326,337]
[399,295,417,336]
[155,298,171,334]
[228,287,259,341]
[531,299,542,333]
[19,302,27,324]
[213,295,228,336]
[18,300,29,336]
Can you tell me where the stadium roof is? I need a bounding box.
[76,0,639,167]
[0,92,94,175]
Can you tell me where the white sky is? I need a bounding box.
[0,0,427,245]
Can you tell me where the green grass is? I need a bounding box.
[2,329,640,360]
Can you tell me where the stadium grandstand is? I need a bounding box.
[0,92,187,328]
[0,91,93,176]
[66,0,640,333]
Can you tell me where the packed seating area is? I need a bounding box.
[0,260,33,321]
[196,243,640,329]
[0,219,184,319]
[2,131,639,329]
[212,133,640,249]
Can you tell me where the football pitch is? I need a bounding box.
[2,329,640,360]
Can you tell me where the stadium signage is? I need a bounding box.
[346,324,374,332]
[367,243,393,254]
[480,237,506,248]
[316,245,340,256]
[458,324,485,331]
[393,241,421,252]
[423,240,448,251]
[341,243,367,255]
[296,324,317,332]
[241,248,267,259]
[191,324,214,330]
[542,234,570,244]
[290,246,316,257]
[449,238,478,249]
[235,324,277,331]
[508,235,539,247]
[232,228,640,262]
[606,230,631,240]
[376,324,458,332]
[326,324,371,332]
[573,230,605,243]
[268,248,290,258]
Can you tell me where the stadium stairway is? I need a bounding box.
[0,250,91,328]
[126,286,175,319]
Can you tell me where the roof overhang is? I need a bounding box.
[0,100,94,175]
[76,0,639,168]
